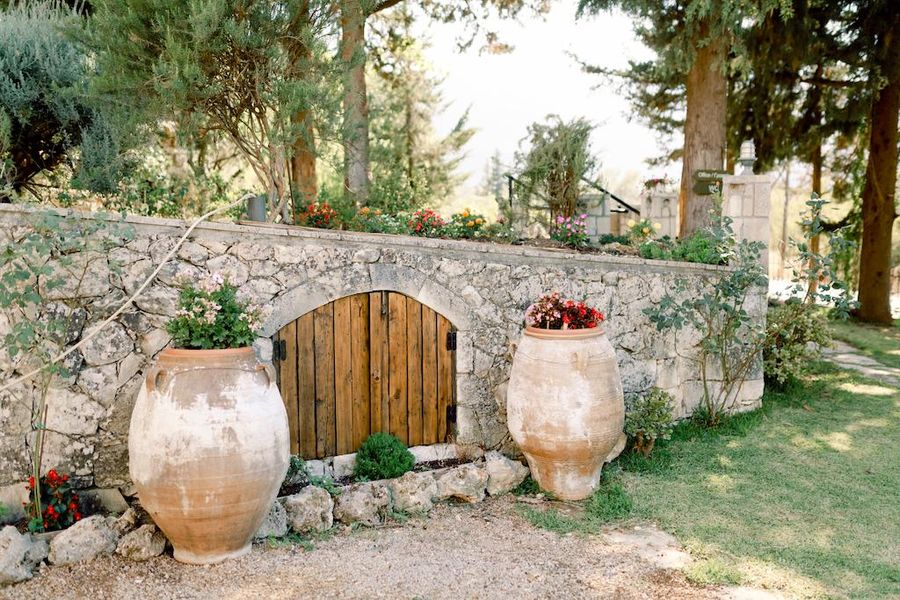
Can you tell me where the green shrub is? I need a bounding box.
[671,230,725,264]
[764,303,832,385]
[625,388,675,457]
[638,231,725,265]
[598,233,631,245]
[353,432,415,482]
[638,237,675,260]
[283,455,308,484]
[481,221,517,242]
[349,207,408,234]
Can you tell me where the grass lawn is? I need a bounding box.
[523,363,899,599]
[828,317,900,369]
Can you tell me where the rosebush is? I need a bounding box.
[298,202,339,229]
[550,213,589,248]
[525,292,604,329]
[166,274,263,349]
[407,209,444,237]
[624,388,674,457]
[645,194,854,426]
[25,469,81,532]
[764,303,832,385]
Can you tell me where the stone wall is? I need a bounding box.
[0,205,766,492]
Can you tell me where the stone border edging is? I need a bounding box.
[0,204,735,276]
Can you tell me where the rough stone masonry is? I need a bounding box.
[0,205,765,497]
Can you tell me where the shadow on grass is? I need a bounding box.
[611,361,899,599]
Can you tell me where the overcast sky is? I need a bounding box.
[420,0,681,201]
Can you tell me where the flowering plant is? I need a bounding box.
[298,201,339,229]
[166,274,263,349]
[407,209,444,237]
[550,214,589,248]
[444,208,486,239]
[525,292,605,330]
[25,469,81,532]
[642,176,673,190]
[351,207,406,234]
[626,217,661,243]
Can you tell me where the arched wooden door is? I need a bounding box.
[273,292,456,459]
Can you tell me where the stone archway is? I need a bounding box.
[273,291,456,459]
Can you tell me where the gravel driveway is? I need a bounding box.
[1,496,734,600]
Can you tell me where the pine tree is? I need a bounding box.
[367,6,474,210]
[577,0,792,235]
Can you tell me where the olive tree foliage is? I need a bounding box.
[0,1,125,201]
[515,115,596,220]
[83,0,343,222]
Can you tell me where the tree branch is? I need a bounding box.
[367,0,403,16]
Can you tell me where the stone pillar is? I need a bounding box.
[721,173,774,272]
[640,189,679,238]
[579,193,611,242]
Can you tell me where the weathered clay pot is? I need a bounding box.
[506,327,625,501]
[129,347,289,564]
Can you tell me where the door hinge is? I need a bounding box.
[446,405,457,424]
[273,339,287,361]
[446,331,457,351]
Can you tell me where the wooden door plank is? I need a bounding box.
[369,292,386,435]
[313,303,336,457]
[421,306,439,445]
[350,294,371,450]
[387,293,408,444]
[437,315,454,443]
[277,322,299,455]
[297,312,317,458]
[333,296,353,455]
[406,296,424,447]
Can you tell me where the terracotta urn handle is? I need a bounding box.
[257,363,277,387]
[145,367,167,393]
[571,350,590,372]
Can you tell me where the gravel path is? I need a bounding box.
[1,496,734,600]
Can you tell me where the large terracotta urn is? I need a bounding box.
[507,327,625,500]
[129,347,289,564]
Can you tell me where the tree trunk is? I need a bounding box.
[780,161,790,278]
[340,0,370,207]
[857,28,899,324]
[807,144,822,298]
[289,0,318,221]
[678,22,727,237]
